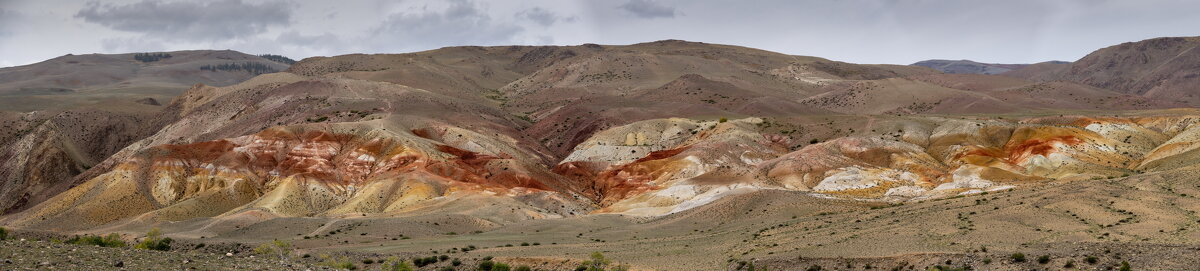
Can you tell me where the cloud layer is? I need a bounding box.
[619,0,676,19]
[2,0,1200,68]
[75,0,292,42]
[367,0,525,51]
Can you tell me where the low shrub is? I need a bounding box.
[318,255,358,270]
[253,239,293,263]
[133,228,172,251]
[67,233,126,248]
[1011,253,1026,263]
[414,256,439,267]
[380,257,413,271]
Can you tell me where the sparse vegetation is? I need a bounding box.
[380,257,414,271]
[0,227,7,240]
[1010,253,1026,263]
[133,52,171,62]
[928,266,968,271]
[67,233,126,248]
[413,256,440,267]
[133,228,172,251]
[575,252,629,271]
[318,255,358,270]
[253,239,293,263]
[200,62,278,75]
[258,54,297,64]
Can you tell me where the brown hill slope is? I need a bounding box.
[1006,36,1200,104]
[0,50,291,214]
[0,109,163,213]
[0,50,290,112]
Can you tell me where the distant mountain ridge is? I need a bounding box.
[911,59,1061,75]
[0,50,290,112]
[1005,36,1200,105]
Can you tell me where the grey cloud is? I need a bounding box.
[75,0,292,42]
[517,7,569,27]
[368,0,523,52]
[277,31,338,45]
[0,8,23,37]
[101,37,166,52]
[619,0,676,19]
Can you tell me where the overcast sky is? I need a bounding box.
[2,0,1199,68]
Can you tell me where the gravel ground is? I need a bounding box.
[0,239,327,271]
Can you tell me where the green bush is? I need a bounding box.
[67,233,126,248]
[414,256,439,267]
[0,227,7,240]
[1037,255,1050,264]
[575,252,630,271]
[1119,261,1131,271]
[133,228,172,251]
[515,265,532,271]
[491,263,511,271]
[318,255,358,270]
[479,260,494,271]
[929,266,968,271]
[253,239,293,262]
[380,257,413,271]
[1010,253,1026,263]
[1086,256,1098,264]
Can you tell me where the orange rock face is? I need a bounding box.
[958,135,1084,165]
[1005,135,1083,164]
[146,129,554,192]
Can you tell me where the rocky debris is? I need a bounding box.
[0,239,322,270]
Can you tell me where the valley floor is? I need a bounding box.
[7,167,1200,270]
